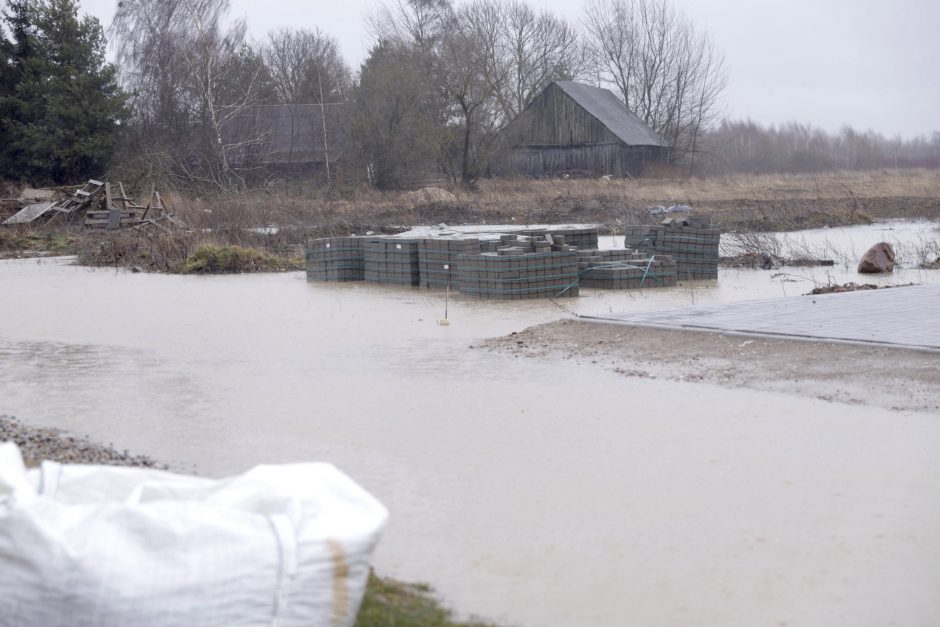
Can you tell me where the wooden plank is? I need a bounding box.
[117,182,129,212]
[107,208,122,229]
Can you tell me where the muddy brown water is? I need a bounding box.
[1,221,939,626]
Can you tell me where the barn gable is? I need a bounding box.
[490,81,665,178]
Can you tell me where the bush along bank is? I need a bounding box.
[71,230,302,274]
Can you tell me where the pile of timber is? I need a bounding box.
[2,180,178,230]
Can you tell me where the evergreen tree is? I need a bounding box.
[0,0,127,184]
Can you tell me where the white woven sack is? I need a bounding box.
[0,442,388,627]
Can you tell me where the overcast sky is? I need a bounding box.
[79,0,939,138]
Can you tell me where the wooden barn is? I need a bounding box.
[489,81,665,178]
[221,104,349,176]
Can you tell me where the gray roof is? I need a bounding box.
[221,104,349,165]
[554,81,665,147]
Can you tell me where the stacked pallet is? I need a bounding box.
[623,216,720,280]
[305,237,366,282]
[577,249,677,289]
[417,238,481,288]
[457,234,579,300]
[364,238,421,286]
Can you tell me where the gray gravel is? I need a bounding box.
[1,415,165,469]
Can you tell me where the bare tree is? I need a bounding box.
[368,0,453,51]
[260,28,350,104]
[583,0,726,166]
[111,0,271,191]
[497,1,585,120]
[439,9,495,183]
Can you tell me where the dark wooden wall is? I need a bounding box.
[491,144,663,178]
[489,83,662,177]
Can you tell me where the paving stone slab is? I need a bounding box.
[585,283,940,352]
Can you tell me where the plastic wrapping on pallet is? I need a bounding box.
[624,219,720,280]
[306,237,367,282]
[417,238,481,288]
[0,442,388,627]
[364,239,421,286]
[578,249,677,289]
[458,250,579,299]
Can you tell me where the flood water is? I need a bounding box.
[1,220,939,626]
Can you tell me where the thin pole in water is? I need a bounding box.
[439,283,451,326]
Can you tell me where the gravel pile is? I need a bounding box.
[0,415,165,469]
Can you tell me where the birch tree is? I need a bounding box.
[111,0,271,190]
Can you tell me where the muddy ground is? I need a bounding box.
[482,319,940,414]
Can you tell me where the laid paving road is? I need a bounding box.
[585,282,940,352]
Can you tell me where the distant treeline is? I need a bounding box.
[700,120,940,175]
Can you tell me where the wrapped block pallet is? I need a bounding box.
[364,238,421,286]
[417,238,481,288]
[578,249,677,289]
[305,237,366,282]
[624,216,720,280]
[458,249,579,300]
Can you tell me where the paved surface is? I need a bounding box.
[585,283,940,351]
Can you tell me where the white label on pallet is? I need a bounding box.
[443,264,450,270]
[396,244,402,249]
[326,242,331,248]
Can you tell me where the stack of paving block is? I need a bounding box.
[457,234,579,300]
[479,239,501,253]
[515,227,599,250]
[577,249,677,289]
[305,237,365,282]
[364,238,421,286]
[417,238,481,288]
[623,215,720,280]
[545,227,599,250]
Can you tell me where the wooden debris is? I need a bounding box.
[2,179,177,230]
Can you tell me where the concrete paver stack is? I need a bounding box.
[624,216,720,280]
[305,219,713,298]
[578,250,678,289]
[304,237,366,282]
[417,237,481,288]
[457,234,579,300]
[364,239,421,286]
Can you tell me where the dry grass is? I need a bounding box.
[5,169,938,273]
[168,169,940,237]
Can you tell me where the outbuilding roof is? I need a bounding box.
[554,81,664,147]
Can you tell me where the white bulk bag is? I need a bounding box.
[0,442,388,627]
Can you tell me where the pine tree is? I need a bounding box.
[1,0,127,184]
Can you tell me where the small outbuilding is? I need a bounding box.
[489,81,665,178]
[222,104,349,176]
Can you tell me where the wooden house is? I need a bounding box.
[489,81,665,178]
[221,104,349,176]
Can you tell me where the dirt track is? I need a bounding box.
[483,319,940,413]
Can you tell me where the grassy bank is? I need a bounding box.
[356,574,496,627]
[2,169,937,273]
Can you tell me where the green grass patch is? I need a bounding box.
[177,244,300,274]
[0,228,77,255]
[356,573,498,627]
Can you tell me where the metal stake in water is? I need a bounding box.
[438,282,450,326]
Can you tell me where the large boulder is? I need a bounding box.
[857,242,896,273]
